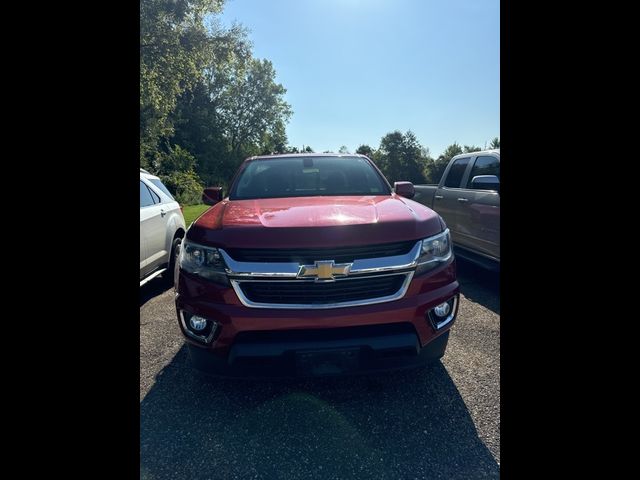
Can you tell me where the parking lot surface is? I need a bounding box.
[140,260,500,479]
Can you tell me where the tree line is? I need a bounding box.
[141,0,292,203]
[141,0,499,204]
[355,133,499,186]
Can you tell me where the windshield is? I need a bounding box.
[229,156,391,200]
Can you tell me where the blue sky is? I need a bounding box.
[219,0,499,157]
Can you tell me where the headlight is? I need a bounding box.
[416,229,453,274]
[178,240,229,284]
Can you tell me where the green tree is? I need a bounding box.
[338,145,350,154]
[155,144,197,176]
[160,170,204,205]
[375,131,429,184]
[141,0,293,193]
[169,31,292,187]
[463,145,481,153]
[440,142,463,159]
[355,144,375,158]
[490,137,500,149]
[259,119,289,155]
[140,0,225,168]
[219,58,292,159]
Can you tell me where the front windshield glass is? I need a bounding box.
[230,156,391,200]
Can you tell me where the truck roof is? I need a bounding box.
[452,148,500,158]
[247,153,369,161]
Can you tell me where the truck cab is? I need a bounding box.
[413,150,500,268]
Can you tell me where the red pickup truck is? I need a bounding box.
[175,154,459,377]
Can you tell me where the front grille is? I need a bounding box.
[237,274,407,306]
[225,240,417,264]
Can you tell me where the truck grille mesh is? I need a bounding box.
[238,274,407,306]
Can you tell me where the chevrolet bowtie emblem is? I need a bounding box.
[298,260,353,281]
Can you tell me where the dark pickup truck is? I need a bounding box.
[413,149,500,269]
[175,153,459,377]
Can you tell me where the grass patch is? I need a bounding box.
[182,204,210,226]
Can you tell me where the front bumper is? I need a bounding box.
[187,326,451,378]
[176,261,459,377]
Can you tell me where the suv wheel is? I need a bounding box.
[164,236,182,287]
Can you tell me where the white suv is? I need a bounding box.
[140,169,186,286]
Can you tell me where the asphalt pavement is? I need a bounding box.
[140,260,500,479]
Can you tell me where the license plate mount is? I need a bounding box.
[295,348,361,376]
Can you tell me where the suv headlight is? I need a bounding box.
[178,240,229,285]
[416,229,453,274]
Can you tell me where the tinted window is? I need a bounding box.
[140,181,155,207]
[230,156,391,200]
[149,178,175,201]
[444,157,470,188]
[467,156,500,188]
[149,187,161,204]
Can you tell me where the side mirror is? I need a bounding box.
[202,187,223,206]
[471,175,500,192]
[394,181,415,199]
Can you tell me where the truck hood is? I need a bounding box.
[187,195,442,249]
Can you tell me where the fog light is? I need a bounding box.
[189,315,207,331]
[180,311,220,344]
[434,302,451,318]
[427,296,458,331]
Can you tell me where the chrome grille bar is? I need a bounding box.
[220,241,422,279]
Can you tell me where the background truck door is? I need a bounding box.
[455,154,500,259]
[434,156,472,242]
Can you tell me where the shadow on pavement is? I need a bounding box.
[456,258,500,315]
[140,346,500,479]
[140,277,173,307]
